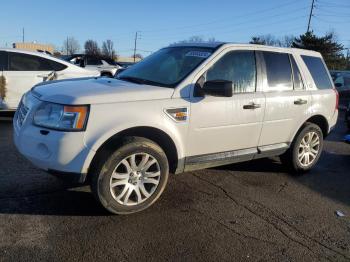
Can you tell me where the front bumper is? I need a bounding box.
[13,96,94,183]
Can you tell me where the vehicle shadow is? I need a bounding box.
[0,187,111,216]
[212,149,350,207]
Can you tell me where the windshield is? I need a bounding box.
[116,47,214,87]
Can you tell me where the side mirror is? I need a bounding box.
[202,80,233,97]
[335,82,342,88]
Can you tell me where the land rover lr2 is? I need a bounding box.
[14,43,338,214]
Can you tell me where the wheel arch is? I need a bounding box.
[87,126,180,181]
[293,114,329,141]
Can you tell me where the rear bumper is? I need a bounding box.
[328,110,339,135]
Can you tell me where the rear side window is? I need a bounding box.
[86,57,103,66]
[263,52,292,91]
[49,60,67,71]
[0,51,8,71]
[290,56,304,90]
[301,55,332,89]
[9,53,54,71]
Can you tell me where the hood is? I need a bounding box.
[32,78,175,105]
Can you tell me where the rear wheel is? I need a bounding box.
[281,123,323,174]
[91,137,169,214]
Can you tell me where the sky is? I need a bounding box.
[0,0,349,57]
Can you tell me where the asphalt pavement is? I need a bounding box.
[0,114,349,262]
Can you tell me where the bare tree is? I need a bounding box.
[131,53,143,60]
[62,37,80,55]
[250,34,295,47]
[102,39,115,59]
[84,40,100,56]
[172,36,216,45]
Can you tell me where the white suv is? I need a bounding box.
[62,54,123,77]
[13,43,338,214]
[0,49,99,110]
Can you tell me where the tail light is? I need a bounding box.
[334,88,339,110]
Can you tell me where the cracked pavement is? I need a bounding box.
[0,114,350,262]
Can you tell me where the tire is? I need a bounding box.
[281,123,323,174]
[91,137,169,215]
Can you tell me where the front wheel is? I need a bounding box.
[281,123,323,174]
[91,137,169,214]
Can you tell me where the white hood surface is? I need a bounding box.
[32,78,175,105]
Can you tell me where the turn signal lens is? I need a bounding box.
[165,108,188,122]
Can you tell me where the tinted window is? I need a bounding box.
[302,55,332,89]
[290,56,304,90]
[9,53,53,71]
[205,51,256,93]
[263,52,292,91]
[49,60,67,71]
[0,51,8,71]
[86,58,102,65]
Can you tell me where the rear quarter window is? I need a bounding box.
[301,55,333,90]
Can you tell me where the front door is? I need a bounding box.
[187,50,265,157]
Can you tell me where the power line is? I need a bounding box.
[140,14,308,44]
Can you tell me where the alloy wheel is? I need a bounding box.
[297,131,320,167]
[109,153,161,206]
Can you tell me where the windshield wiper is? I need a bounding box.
[117,76,169,88]
[117,76,146,84]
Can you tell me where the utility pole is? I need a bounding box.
[133,31,141,63]
[66,37,69,55]
[22,28,24,43]
[307,0,315,33]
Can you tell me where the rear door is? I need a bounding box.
[258,51,311,147]
[4,52,55,109]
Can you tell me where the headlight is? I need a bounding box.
[34,102,89,131]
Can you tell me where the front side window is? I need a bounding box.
[117,47,214,87]
[204,50,256,93]
[263,52,293,91]
[9,53,53,71]
[301,55,332,90]
[0,51,8,71]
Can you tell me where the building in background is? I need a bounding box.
[12,42,54,54]
[117,56,141,63]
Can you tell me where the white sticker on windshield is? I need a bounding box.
[185,51,211,58]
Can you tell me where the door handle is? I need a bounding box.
[294,99,307,105]
[243,103,261,109]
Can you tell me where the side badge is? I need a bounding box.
[165,107,188,122]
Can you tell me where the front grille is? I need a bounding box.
[17,102,29,127]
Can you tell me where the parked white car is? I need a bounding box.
[14,43,338,214]
[0,49,99,110]
[62,54,122,77]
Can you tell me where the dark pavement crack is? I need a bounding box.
[190,172,348,262]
